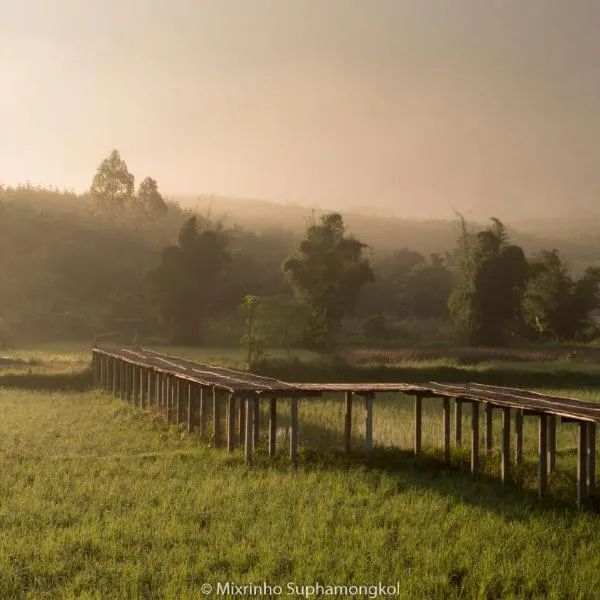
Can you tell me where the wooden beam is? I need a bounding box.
[414,395,422,455]
[501,407,510,484]
[290,397,298,466]
[126,364,132,402]
[515,409,523,466]
[454,398,462,447]
[112,358,118,397]
[344,391,353,455]
[187,382,194,434]
[471,402,479,474]
[245,397,254,465]
[176,379,184,424]
[577,421,588,508]
[227,394,236,452]
[485,403,493,455]
[213,388,221,449]
[365,395,373,458]
[131,365,138,404]
[139,368,145,408]
[442,397,451,464]
[547,414,556,474]
[269,397,277,458]
[587,422,596,489]
[538,415,548,499]
[119,361,125,401]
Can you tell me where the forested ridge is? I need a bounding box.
[1,150,599,349]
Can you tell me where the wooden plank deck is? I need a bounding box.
[92,345,600,507]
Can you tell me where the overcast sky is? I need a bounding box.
[1,0,599,218]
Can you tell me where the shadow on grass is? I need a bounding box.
[0,367,94,391]
[256,358,600,390]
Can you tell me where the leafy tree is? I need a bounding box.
[523,250,600,340]
[135,177,168,217]
[147,216,231,343]
[283,213,374,349]
[449,216,529,345]
[90,150,135,214]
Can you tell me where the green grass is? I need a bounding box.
[3,344,600,598]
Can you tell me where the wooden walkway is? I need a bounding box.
[92,346,600,508]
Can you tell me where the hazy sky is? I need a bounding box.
[2,1,600,219]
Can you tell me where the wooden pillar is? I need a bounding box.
[93,353,99,386]
[132,366,138,406]
[176,379,183,424]
[227,394,236,452]
[253,397,260,446]
[245,396,254,465]
[588,422,596,489]
[344,391,353,455]
[119,361,125,400]
[269,397,277,459]
[155,373,160,407]
[442,397,451,464]
[515,409,523,466]
[126,364,132,402]
[547,414,556,474]
[501,407,511,484]
[238,395,246,443]
[213,388,221,448]
[139,368,145,408]
[471,402,479,474]
[485,403,493,455]
[112,358,118,397]
[167,376,174,421]
[365,395,373,458]
[454,398,462,447]
[187,383,195,434]
[414,395,422,455]
[199,387,207,436]
[99,355,105,388]
[538,415,548,499]
[290,396,298,466]
[577,421,588,508]
[103,357,110,391]
[148,370,155,407]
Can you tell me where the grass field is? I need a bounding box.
[2,344,600,598]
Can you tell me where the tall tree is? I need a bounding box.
[90,150,135,214]
[523,250,600,340]
[449,216,529,345]
[283,213,374,349]
[135,177,168,217]
[147,216,231,343]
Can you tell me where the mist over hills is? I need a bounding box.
[173,194,600,272]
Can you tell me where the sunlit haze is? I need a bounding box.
[2,0,600,219]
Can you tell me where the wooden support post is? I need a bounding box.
[471,402,479,474]
[155,373,160,407]
[414,395,422,455]
[515,409,523,466]
[588,422,596,489]
[253,397,260,446]
[103,357,110,391]
[227,394,236,452]
[213,388,221,448]
[538,415,548,499]
[119,361,125,400]
[577,422,588,508]
[501,407,511,484]
[148,370,154,407]
[175,379,183,424]
[269,397,277,458]
[245,396,254,465]
[99,355,105,388]
[238,395,246,443]
[112,358,119,397]
[199,387,207,436]
[132,366,138,406]
[290,396,298,466]
[126,364,132,402]
[547,414,556,474]
[166,376,174,421]
[365,395,373,458]
[139,368,145,408]
[454,398,462,447]
[485,403,493,455]
[187,383,194,434]
[344,391,353,455]
[442,397,451,464]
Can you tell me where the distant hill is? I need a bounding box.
[172,194,600,272]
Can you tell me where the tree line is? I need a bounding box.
[0,150,598,349]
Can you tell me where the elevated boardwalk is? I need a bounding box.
[92,346,600,508]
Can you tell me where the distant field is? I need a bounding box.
[2,344,600,597]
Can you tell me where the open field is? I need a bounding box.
[2,345,600,598]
